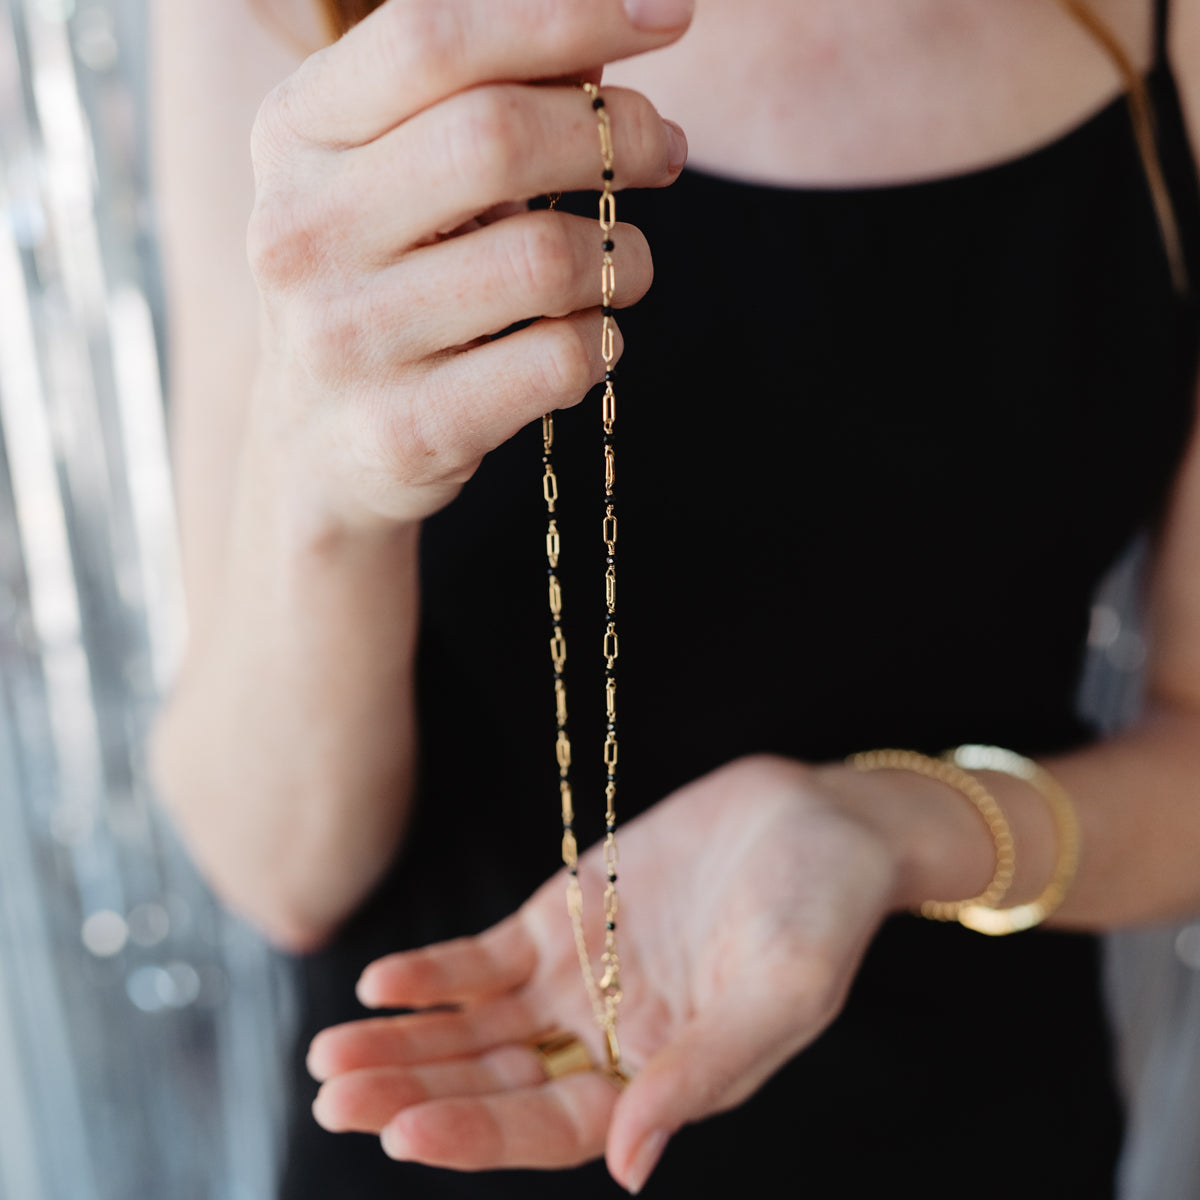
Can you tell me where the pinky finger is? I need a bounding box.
[381,1072,616,1171]
[412,309,622,472]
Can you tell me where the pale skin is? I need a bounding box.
[151,0,1200,1191]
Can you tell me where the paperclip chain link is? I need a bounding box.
[539,82,626,1080]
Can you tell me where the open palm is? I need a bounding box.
[307,755,899,1191]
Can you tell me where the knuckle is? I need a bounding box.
[246,195,300,288]
[617,224,654,304]
[510,214,578,308]
[247,89,343,293]
[367,384,451,488]
[442,88,524,198]
[622,92,667,171]
[291,293,366,385]
[537,321,595,403]
[516,0,591,62]
[375,0,467,87]
[247,189,353,296]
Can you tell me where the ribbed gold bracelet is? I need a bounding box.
[942,745,1080,936]
[848,749,1016,920]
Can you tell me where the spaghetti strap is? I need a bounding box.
[1154,0,1169,63]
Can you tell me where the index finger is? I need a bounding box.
[278,0,694,147]
[356,916,538,1008]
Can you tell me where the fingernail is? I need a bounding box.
[623,0,694,33]
[663,120,688,173]
[355,972,376,1007]
[626,1129,669,1194]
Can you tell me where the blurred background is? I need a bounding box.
[0,2,292,1197]
[0,1,1196,1196]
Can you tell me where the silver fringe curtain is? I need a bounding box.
[0,2,292,1198]
[0,1,1196,1197]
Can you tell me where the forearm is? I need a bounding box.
[153,394,422,954]
[1039,701,1200,927]
[822,702,1200,933]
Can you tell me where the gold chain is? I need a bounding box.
[540,83,626,1082]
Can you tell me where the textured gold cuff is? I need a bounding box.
[848,748,1016,920]
[942,745,1079,935]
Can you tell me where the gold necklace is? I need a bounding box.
[540,82,625,1083]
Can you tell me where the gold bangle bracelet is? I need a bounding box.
[848,749,1016,921]
[942,745,1080,936]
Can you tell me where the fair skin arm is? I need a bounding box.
[154,0,1200,1185]
[150,0,689,951]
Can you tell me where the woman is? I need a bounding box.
[152,0,1200,1194]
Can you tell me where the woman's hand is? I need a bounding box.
[152,0,691,948]
[306,755,973,1191]
[246,0,690,534]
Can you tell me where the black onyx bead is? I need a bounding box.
[606,922,616,931]
[602,239,615,252]
[607,873,617,883]
[563,821,573,831]
[601,306,613,318]
[592,96,605,110]
[602,169,614,181]
[604,370,615,380]
[569,867,578,876]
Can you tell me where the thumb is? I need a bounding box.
[605,983,820,1194]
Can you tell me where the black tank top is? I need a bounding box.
[283,8,1200,1196]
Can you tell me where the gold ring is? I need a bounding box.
[529,1031,595,1080]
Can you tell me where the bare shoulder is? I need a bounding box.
[150,1,324,609]
[1144,0,1200,708]
[151,0,311,283]
[1175,0,1200,99]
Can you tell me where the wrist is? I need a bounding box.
[182,385,425,676]
[815,757,1061,919]
[813,761,999,915]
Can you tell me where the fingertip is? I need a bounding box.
[606,1087,662,1193]
[663,119,688,175]
[380,1114,414,1161]
[623,0,695,34]
[356,968,381,1008]
[609,1127,669,1195]
[311,1085,339,1132]
[306,1030,335,1082]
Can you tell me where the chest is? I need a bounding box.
[604,0,1156,185]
